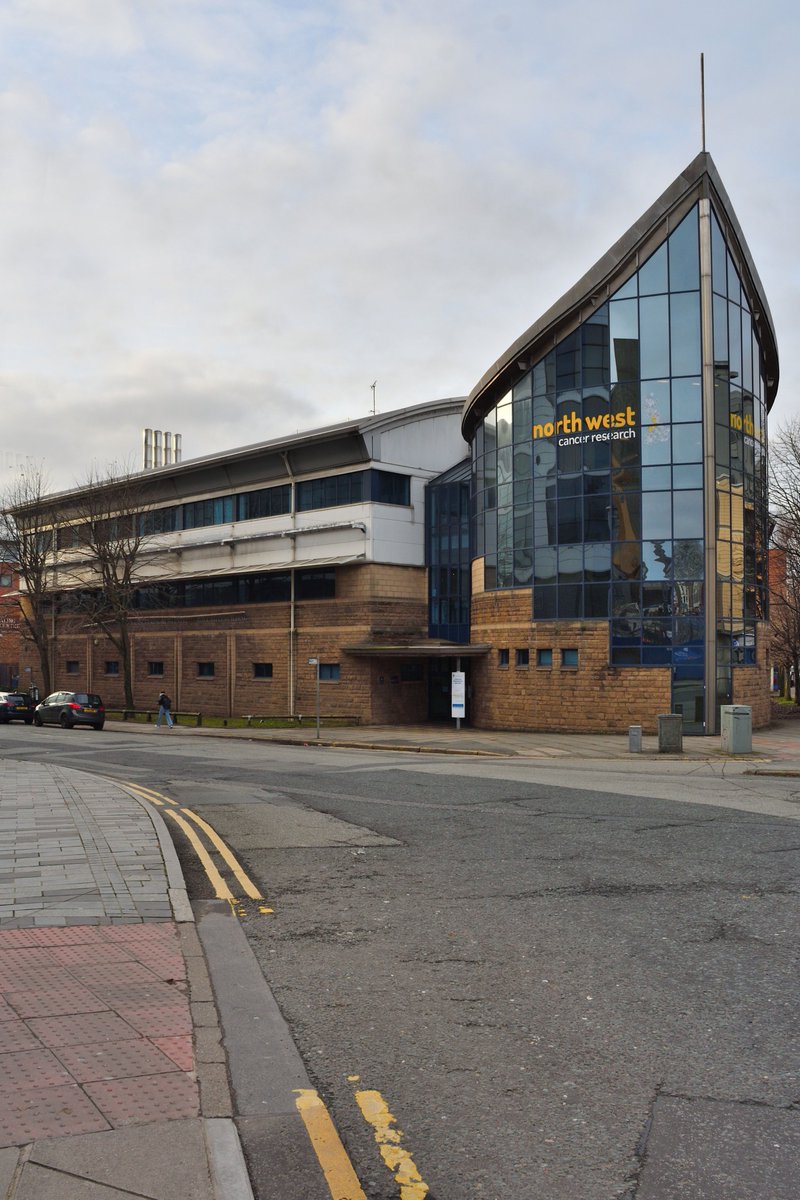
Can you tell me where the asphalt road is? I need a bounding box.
[2,726,799,1200]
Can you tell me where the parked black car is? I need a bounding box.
[34,692,105,730]
[0,692,36,724]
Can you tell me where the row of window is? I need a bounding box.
[134,469,409,538]
[67,660,342,681]
[131,569,336,609]
[498,647,579,668]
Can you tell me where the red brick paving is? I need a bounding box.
[0,923,198,1147]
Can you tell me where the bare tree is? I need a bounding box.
[0,464,55,697]
[769,419,800,703]
[59,465,164,710]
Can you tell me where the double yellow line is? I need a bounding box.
[295,1084,429,1200]
[120,781,263,904]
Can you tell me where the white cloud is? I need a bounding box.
[0,0,797,488]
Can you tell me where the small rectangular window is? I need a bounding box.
[105,661,119,675]
[319,663,340,681]
[253,662,273,679]
[562,648,579,668]
[66,660,79,674]
[536,649,553,667]
[498,648,509,668]
[515,649,530,668]
[197,661,215,677]
[148,661,164,676]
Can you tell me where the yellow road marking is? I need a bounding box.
[164,809,235,902]
[118,780,269,906]
[355,1090,429,1200]
[119,781,179,806]
[179,807,263,899]
[294,1089,367,1200]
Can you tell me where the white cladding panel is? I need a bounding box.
[372,413,467,472]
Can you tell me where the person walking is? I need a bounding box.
[156,691,174,729]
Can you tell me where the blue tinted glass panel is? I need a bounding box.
[638,243,668,296]
[670,292,701,376]
[642,540,672,580]
[609,299,638,382]
[613,275,637,300]
[673,464,703,489]
[672,377,702,423]
[642,493,672,540]
[710,210,727,296]
[641,424,671,465]
[672,423,702,463]
[673,492,703,539]
[668,209,700,291]
[641,380,670,426]
[639,295,670,377]
[641,466,671,490]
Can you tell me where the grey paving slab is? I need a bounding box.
[27,1119,215,1198]
[0,763,171,927]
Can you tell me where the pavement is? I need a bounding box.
[0,716,798,1199]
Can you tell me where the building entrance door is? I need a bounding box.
[428,658,470,723]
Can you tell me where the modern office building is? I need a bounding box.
[17,152,777,733]
[463,151,777,733]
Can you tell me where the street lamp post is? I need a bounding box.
[308,658,320,739]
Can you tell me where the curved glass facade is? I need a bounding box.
[471,199,770,732]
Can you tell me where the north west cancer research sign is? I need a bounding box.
[532,403,638,448]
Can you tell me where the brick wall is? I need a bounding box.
[470,590,672,733]
[732,621,771,729]
[21,563,431,723]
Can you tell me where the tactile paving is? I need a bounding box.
[53,1038,180,1083]
[0,1047,72,1090]
[6,982,106,1018]
[0,1019,40,1053]
[0,1083,109,1146]
[27,1011,138,1049]
[84,1071,199,1126]
[114,1003,192,1038]
[152,1035,194,1071]
[50,942,137,967]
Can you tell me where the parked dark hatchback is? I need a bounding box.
[34,692,105,730]
[0,693,36,724]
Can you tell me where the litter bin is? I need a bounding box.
[720,705,752,754]
[657,713,683,753]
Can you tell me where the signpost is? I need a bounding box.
[451,670,465,730]
[308,658,320,739]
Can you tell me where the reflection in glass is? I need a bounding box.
[641,466,671,491]
[642,540,672,580]
[639,296,670,377]
[673,491,704,539]
[638,243,668,296]
[585,543,611,581]
[672,423,702,463]
[672,377,702,423]
[642,492,672,540]
[670,292,701,376]
[609,299,639,382]
[673,464,703,489]
[642,424,671,465]
[668,209,700,291]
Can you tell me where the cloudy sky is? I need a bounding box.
[0,0,797,491]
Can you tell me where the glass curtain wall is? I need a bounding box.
[427,461,471,643]
[472,203,768,732]
[710,210,769,710]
